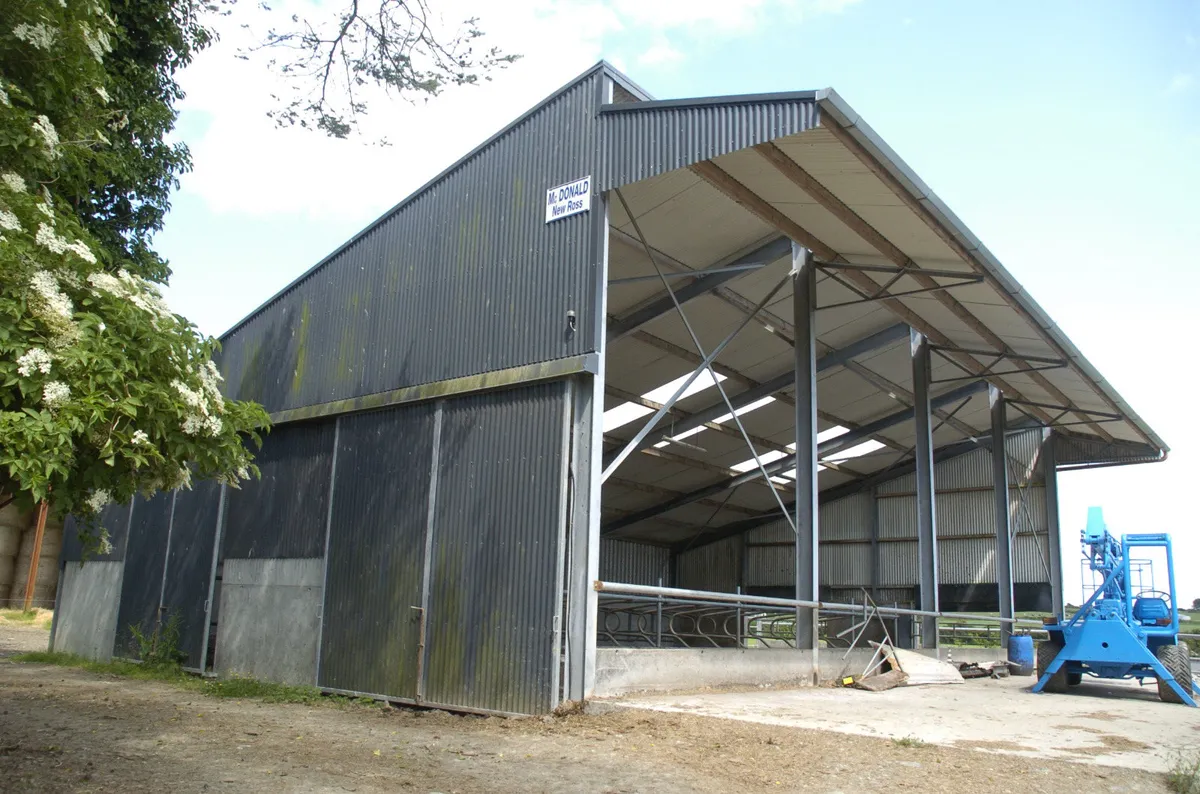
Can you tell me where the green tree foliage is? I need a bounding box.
[1,0,268,552]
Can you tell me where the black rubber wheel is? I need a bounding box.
[1067,672,1082,686]
[1156,644,1194,705]
[1036,640,1068,693]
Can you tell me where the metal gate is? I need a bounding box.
[317,401,436,699]
[161,480,224,671]
[113,492,173,658]
[316,380,571,714]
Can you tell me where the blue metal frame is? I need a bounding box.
[1033,508,1196,706]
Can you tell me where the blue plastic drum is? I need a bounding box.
[1008,633,1035,676]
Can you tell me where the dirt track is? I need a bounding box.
[0,624,1173,793]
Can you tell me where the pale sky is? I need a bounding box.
[157,0,1200,605]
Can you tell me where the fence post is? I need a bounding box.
[656,577,664,648]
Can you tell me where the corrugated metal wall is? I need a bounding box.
[599,97,820,188]
[677,536,740,592]
[423,382,569,714]
[599,538,669,585]
[318,403,436,699]
[161,481,223,669]
[113,492,173,657]
[223,420,335,559]
[217,71,606,415]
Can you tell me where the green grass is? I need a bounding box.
[1168,748,1200,794]
[11,651,388,709]
[891,736,928,749]
[0,609,39,623]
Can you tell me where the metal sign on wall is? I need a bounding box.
[545,176,591,223]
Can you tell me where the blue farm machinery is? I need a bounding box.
[1033,507,1195,706]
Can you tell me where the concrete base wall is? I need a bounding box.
[594,646,1006,698]
[52,561,123,661]
[215,558,323,686]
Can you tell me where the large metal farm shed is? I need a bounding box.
[51,62,1166,714]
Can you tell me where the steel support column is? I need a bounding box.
[1042,429,1065,615]
[990,386,1014,645]
[911,329,939,648]
[869,489,881,598]
[792,243,819,669]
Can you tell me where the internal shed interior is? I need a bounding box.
[591,102,1163,648]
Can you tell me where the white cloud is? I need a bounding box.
[173,0,861,220]
[637,37,684,67]
[176,0,621,220]
[1166,73,1194,96]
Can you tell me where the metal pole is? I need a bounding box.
[792,243,820,680]
[1042,429,1064,615]
[910,329,939,648]
[594,581,1043,625]
[991,386,1015,646]
[869,488,881,598]
[22,500,49,611]
[656,577,664,648]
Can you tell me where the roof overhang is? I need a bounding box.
[596,78,1165,546]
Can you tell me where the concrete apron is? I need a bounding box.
[594,646,1004,698]
[603,662,1197,773]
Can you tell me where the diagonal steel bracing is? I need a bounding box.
[601,379,988,535]
[605,236,791,342]
[602,322,909,469]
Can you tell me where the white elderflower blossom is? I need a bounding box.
[237,465,249,480]
[199,360,225,409]
[87,270,122,294]
[97,530,113,556]
[85,489,112,513]
[181,414,205,435]
[16,348,53,377]
[131,429,149,446]
[42,380,70,409]
[36,202,53,218]
[88,269,173,319]
[13,23,57,50]
[173,380,208,414]
[31,115,61,158]
[0,208,19,232]
[0,83,9,107]
[95,86,110,103]
[204,415,223,436]
[66,241,96,264]
[29,270,74,319]
[35,222,68,254]
[2,173,25,193]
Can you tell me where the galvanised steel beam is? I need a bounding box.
[991,385,1015,646]
[793,243,820,663]
[1042,430,1065,615]
[601,378,987,535]
[601,322,909,468]
[912,329,939,649]
[605,236,791,342]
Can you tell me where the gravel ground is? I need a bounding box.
[0,624,1175,793]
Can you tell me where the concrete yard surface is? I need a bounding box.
[613,673,1200,773]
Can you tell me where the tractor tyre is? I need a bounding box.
[1067,672,1082,687]
[1156,644,1194,705]
[1036,640,1068,693]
